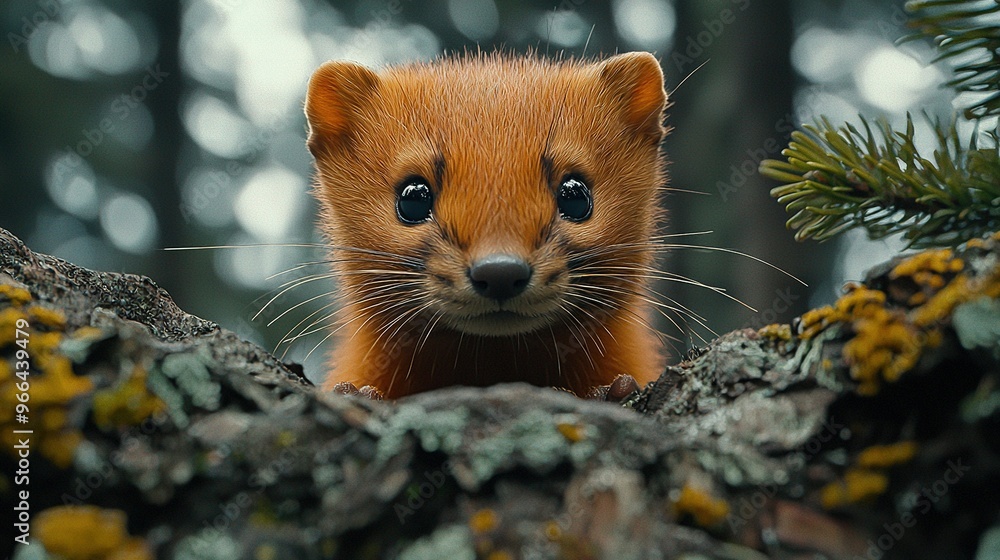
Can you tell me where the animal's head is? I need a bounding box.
[305,52,668,338]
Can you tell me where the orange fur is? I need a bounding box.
[305,52,669,398]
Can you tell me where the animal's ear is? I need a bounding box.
[305,61,380,155]
[599,52,667,142]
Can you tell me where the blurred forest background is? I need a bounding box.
[0,0,960,383]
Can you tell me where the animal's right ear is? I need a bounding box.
[305,61,380,155]
[598,52,667,144]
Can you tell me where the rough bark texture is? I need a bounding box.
[2,227,999,560]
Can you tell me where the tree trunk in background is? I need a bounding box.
[144,2,187,300]
[662,0,834,352]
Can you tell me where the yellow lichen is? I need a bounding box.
[30,331,66,371]
[798,306,840,340]
[843,308,924,395]
[0,315,92,467]
[71,325,107,341]
[758,323,792,341]
[801,268,983,395]
[0,284,32,305]
[556,422,585,443]
[799,287,887,340]
[820,468,888,509]
[28,305,67,329]
[469,508,499,534]
[92,366,166,429]
[105,539,153,560]
[673,484,730,527]
[38,431,84,469]
[276,430,297,447]
[544,520,562,540]
[890,249,962,279]
[798,285,926,395]
[836,287,888,319]
[912,271,1000,328]
[486,552,514,560]
[253,544,278,560]
[835,242,1000,394]
[26,354,93,406]
[856,441,918,469]
[907,292,928,306]
[0,307,28,346]
[40,407,68,431]
[888,249,969,312]
[35,506,152,560]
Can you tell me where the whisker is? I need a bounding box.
[548,326,559,386]
[383,302,436,395]
[560,299,609,355]
[573,268,756,312]
[253,273,338,322]
[263,260,335,281]
[649,239,808,286]
[407,309,446,382]
[567,281,715,345]
[266,290,330,327]
[278,301,340,346]
[555,302,597,370]
[566,283,696,344]
[280,283,422,349]
[163,242,324,251]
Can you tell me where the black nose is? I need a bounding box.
[468,254,532,301]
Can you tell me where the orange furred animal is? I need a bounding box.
[305,52,669,398]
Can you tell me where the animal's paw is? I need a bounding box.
[331,381,385,400]
[585,374,640,403]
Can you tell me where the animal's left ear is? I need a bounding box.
[599,52,667,143]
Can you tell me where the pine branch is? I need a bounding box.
[905,0,1000,119]
[760,114,1000,247]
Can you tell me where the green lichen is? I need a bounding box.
[397,524,475,560]
[373,403,469,463]
[146,366,190,429]
[172,529,240,560]
[146,353,222,429]
[954,297,1000,359]
[161,353,221,410]
[468,409,576,482]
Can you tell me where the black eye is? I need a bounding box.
[557,175,592,222]
[396,177,433,224]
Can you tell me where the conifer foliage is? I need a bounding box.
[761,0,1000,248]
